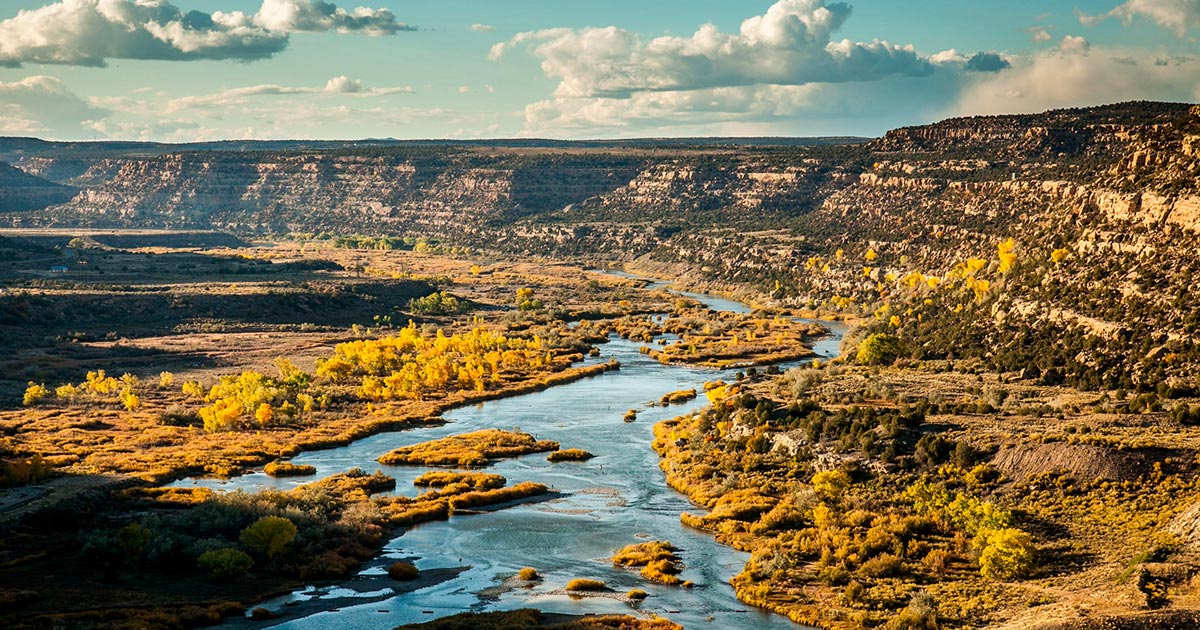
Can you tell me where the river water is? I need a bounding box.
[179,276,846,629]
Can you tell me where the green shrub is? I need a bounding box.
[239,516,297,559]
[857,333,902,366]
[197,548,253,580]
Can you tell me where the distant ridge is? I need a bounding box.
[0,136,870,161]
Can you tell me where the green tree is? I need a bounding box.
[239,516,298,559]
[198,547,254,580]
[857,333,902,366]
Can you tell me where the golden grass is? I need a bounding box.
[565,578,607,592]
[413,471,506,489]
[547,448,594,462]
[378,429,559,467]
[612,541,684,586]
[264,461,317,477]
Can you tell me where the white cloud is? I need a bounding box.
[489,0,932,98]
[930,49,967,65]
[1059,35,1091,54]
[470,23,495,32]
[255,0,411,34]
[0,0,411,67]
[953,48,1200,117]
[1082,0,1200,36]
[458,85,472,94]
[0,75,107,136]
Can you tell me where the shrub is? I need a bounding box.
[886,592,938,630]
[408,291,469,316]
[627,589,648,600]
[158,405,200,426]
[239,516,297,559]
[858,552,903,578]
[811,470,852,501]
[923,549,951,575]
[197,548,253,580]
[565,578,607,591]
[22,382,49,407]
[978,528,1036,580]
[388,561,419,581]
[857,333,902,366]
[517,567,539,581]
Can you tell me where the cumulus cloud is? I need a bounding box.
[964,52,1011,72]
[0,0,411,67]
[953,48,1200,117]
[1082,0,1200,36]
[1059,35,1091,54]
[0,75,107,136]
[489,0,932,98]
[255,0,411,34]
[470,23,495,32]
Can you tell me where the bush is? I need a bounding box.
[811,470,852,501]
[197,548,253,580]
[517,567,540,581]
[886,591,938,630]
[978,528,1036,580]
[857,333,902,366]
[239,516,298,559]
[408,291,469,316]
[627,589,648,600]
[22,382,49,407]
[389,561,419,581]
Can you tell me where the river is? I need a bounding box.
[177,275,847,629]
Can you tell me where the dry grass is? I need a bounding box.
[378,429,560,467]
[547,448,594,462]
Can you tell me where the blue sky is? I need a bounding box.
[0,0,1194,141]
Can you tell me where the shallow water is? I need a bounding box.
[185,287,844,629]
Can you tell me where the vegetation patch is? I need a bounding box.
[264,461,317,477]
[547,448,594,462]
[612,541,685,586]
[378,429,560,467]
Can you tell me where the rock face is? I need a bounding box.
[1,100,1196,254]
